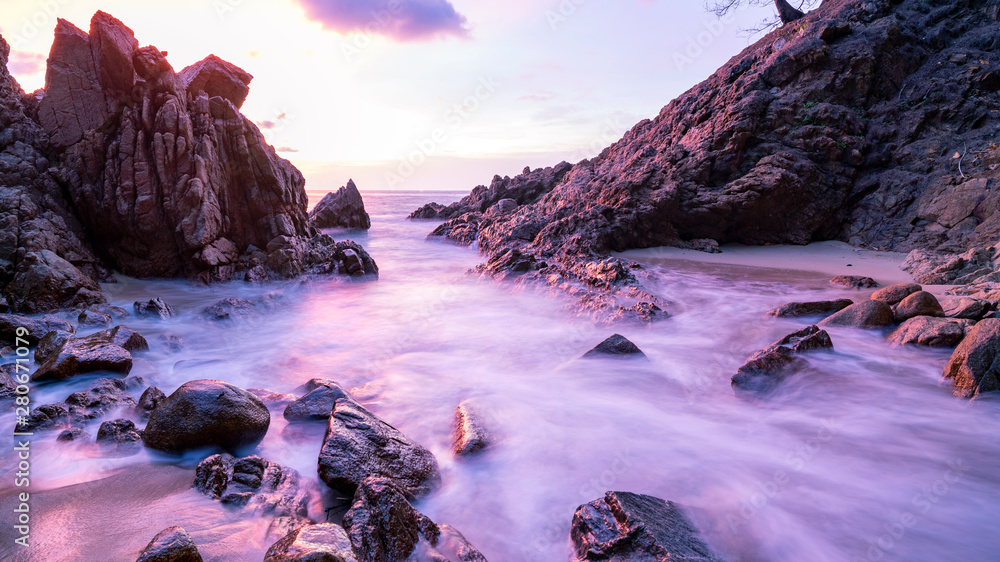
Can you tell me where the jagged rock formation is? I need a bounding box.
[0,11,377,312]
[310,179,371,230]
[415,0,1000,319]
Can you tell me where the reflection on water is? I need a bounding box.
[2,191,999,562]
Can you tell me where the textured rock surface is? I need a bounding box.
[264,524,358,562]
[830,275,878,289]
[134,385,165,420]
[943,318,1000,396]
[892,290,945,323]
[342,477,487,562]
[452,400,493,457]
[32,328,135,382]
[819,299,894,328]
[95,418,142,455]
[283,379,351,422]
[142,380,270,453]
[134,298,176,320]
[766,298,853,317]
[0,314,74,345]
[870,283,922,305]
[136,526,203,562]
[310,179,371,230]
[318,397,441,499]
[941,297,993,320]
[888,316,970,347]
[414,0,1000,316]
[582,334,646,358]
[571,491,724,561]
[733,325,832,392]
[20,377,137,433]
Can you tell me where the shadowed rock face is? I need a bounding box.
[310,179,372,230]
[414,0,1000,316]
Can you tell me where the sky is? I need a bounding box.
[0,0,777,192]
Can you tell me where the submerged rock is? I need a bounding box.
[892,291,945,323]
[582,334,646,358]
[870,283,922,305]
[0,314,75,345]
[95,418,142,456]
[819,300,894,329]
[34,330,74,363]
[136,526,204,562]
[310,179,372,230]
[134,386,166,421]
[134,298,176,320]
[283,380,351,422]
[318,397,441,499]
[32,330,135,382]
[343,477,487,562]
[264,524,357,562]
[453,400,493,457]
[571,491,724,561]
[142,380,270,454]
[943,319,1000,397]
[78,309,112,327]
[194,453,311,536]
[765,299,853,318]
[888,317,970,348]
[830,275,878,289]
[733,326,832,393]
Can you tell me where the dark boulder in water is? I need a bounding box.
[95,418,142,456]
[309,179,372,230]
[943,318,1000,397]
[142,380,270,454]
[136,526,204,562]
[264,523,357,562]
[134,298,176,320]
[892,291,945,323]
[733,325,832,393]
[819,300,894,329]
[283,379,352,422]
[583,334,646,359]
[766,299,853,318]
[571,491,725,561]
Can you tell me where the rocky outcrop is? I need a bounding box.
[310,180,372,230]
[414,0,1000,318]
[194,453,311,536]
[264,524,358,562]
[571,491,724,561]
[142,380,270,454]
[582,334,647,358]
[342,477,487,562]
[136,526,203,562]
[318,396,441,499]
[766,298,853,318]
[943,318,1000,396]
[0,12,377,313]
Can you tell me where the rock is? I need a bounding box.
[318,397,441,499]
[19,403,70,433]
[283,380,351,422]
[93,304,130,319]
[452,401,493,457]
[888,317,970,347]
[0,364,20,401]
[32,330,134,382]
[941,298,992,320]
[95,418,142,455]
[733,325,832,393]
[264,524,357,562]
[0,314,75,345]
[35,330,74,363]
[142,380,270,454]
[486,198,518,217]
[571,491,724,562]
[136,526,204,562]
[819,300,894,329]
[343,477,486,562]
[57,427,89,442]
[194,453,311,536]
[179,54,252,109]
[134,299,176,320]
[100,325,150,352]
[202,295,282,321]
[249,388,298,408]
[309,180,372,230]
[892,291,945,323]
[582,334,646,358]
[134,386,166,421]
[830,275,878,289]
[943,319,1000,397]
[765,299,853,318]
[4,250,106,314]
[63,377,137,424]
[870,283,922,305]
[78,309,112,327]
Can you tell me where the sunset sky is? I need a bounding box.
[0,0,776,191]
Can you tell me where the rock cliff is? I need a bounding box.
[0,12,377,312]
[414,0,1000,319]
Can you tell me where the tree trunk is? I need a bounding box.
[774,0,805,24]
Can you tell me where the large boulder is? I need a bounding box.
[943,319,1000,397]
[3,250,105,313]
[318,397,441,499]
[342,477,487,562]
[142,380,270,454]
[95,418,142,456]
[283,380,351,422]
[179,54,252,109]
[870,283,922,305]
[309,180,372,230]
[765,299,853,318]
[571,491,725,561]
[889,317,971,347]
[892,291,945,323]
[136,526,203,562]
[732,325,832,393]
[819,300,894,329]
[264,524,357,562]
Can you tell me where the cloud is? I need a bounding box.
[297,0,469,41]
[7,52,46,76]
[277,146,300,153]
